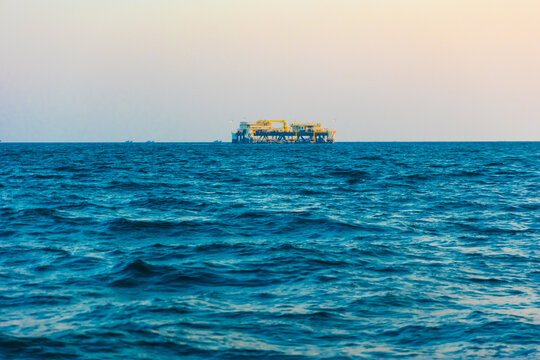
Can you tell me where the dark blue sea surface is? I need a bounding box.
[0,142,539,359]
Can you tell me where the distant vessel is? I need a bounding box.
[232,120,335,144]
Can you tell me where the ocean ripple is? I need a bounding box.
[0,142,539,359]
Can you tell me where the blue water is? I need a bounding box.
[1,142,539,359]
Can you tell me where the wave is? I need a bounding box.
[450,170,484,177]
[195,242,251,253]
[298,188,326,195]
[106,180,152,190]
[461,276,508,284]
[17,207,57,217]
[13,208,98,228]
[107,259,288,289]
[128,197,204,209]
[53,165,88,172]
[32,173,66,179]
[0,334,76,360]
[106,217,210,232]
[329,169,370,184]
[107,259,226,288]
[350,244,397,257]
[0,294,72,307]
[0,230,15,238]
[108,259,174,287]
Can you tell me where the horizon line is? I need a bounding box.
[1,140,539,144]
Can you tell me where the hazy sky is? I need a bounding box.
[1,0,539,141]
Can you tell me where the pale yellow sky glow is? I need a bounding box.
[1,0,539,141]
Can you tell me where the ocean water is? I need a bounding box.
[0,142,539,359]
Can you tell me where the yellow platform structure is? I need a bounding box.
[232,120,335,144]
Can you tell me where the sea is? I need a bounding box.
[0,142,538,359]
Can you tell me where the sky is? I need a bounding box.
[1,0,539,142]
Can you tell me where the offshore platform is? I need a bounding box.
[232,120,335,144]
